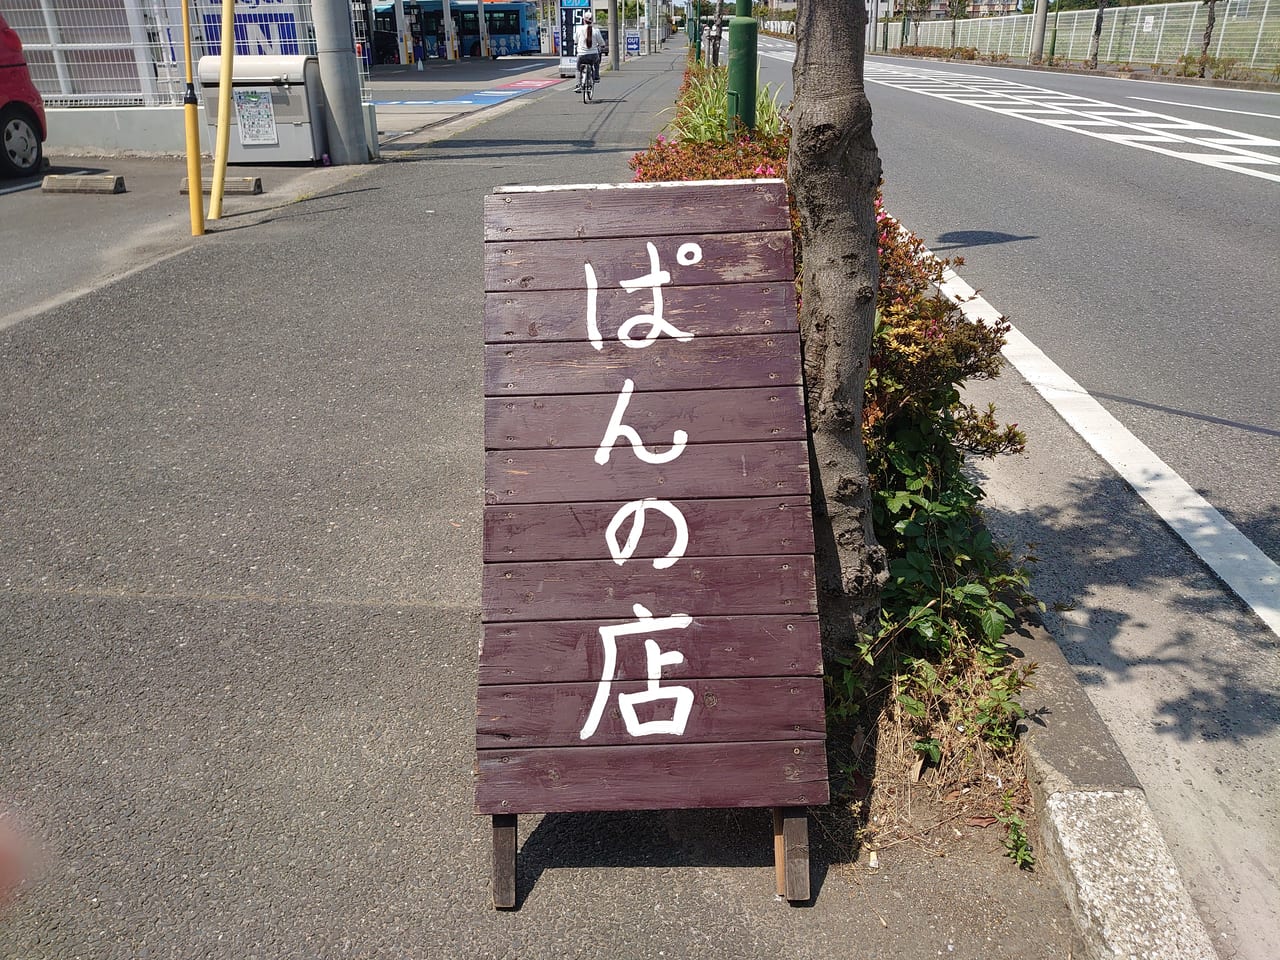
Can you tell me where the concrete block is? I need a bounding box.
[41,174,126,194]
[180,177,263,196]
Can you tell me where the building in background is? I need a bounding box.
[5,0,321,109]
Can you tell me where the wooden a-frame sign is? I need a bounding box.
[477,179,829,908]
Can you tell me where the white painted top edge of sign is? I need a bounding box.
[494,179,786,194]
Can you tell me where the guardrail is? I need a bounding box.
[893,0,1278,73]
[7,0,374,108]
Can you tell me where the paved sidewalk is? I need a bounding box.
[0,35,1207,960]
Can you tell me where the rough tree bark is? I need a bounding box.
[1199,0,1218,78]
[789,0,887,656]
[1087,0,1108,69]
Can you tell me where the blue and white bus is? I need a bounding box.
[374,1,541,60]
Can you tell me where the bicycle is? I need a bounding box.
[581,65,595,104]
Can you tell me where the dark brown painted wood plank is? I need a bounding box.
[485,440,810,506]
[491,814,517,909]
[484,334,801,397]
[483,181,789,242]
[483,496,814,563]
[485,386,807,451]
[484,231,793,293]
[781,807,811,902]
[478,614,823,685]
[474,739,830,814]
[477,677,826,749]
[484,281,796,345]
[482,555,816,622]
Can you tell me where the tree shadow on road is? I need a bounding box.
[965,464,1280,748]
[930,229,1039,252]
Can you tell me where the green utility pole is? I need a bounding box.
[1047,0,1060,63]
[693,0,702,60]
[726,0,756,129]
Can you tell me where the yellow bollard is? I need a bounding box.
[208,0,236,220]
[179,0,204,236]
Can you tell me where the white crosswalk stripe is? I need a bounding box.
[861,62,1280,183]
[759,49,1280,182]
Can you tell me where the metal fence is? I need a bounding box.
[897,0,1279,73]
[6,0,374,108]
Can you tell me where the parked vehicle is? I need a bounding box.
[0,13,46,177]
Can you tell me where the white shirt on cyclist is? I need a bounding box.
[574,20,599,57]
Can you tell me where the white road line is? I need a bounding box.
[0,169,91,196]
[863,63,1280,182]
[935,262,1280,640]
[1129,96,1280,120]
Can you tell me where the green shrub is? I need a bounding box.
[898,43,981,61]
[661,60,788,144]
[631,75,1034,855]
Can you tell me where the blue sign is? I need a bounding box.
[626,33,640,54]
[202,13,300,56]
[560,0,591,7]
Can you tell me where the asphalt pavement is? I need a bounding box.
[0,38,1216,959]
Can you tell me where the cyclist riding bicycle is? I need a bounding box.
[573,14,600,93]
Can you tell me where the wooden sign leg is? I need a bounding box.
[772,808,787,896]
[771,806,810,903]
[492,813,518,909]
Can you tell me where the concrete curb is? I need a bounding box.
[1013,613,1220,960]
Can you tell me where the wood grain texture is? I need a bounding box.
[491,814,517,909]
[483,496,814,563]
[483,555,816,622]
[772,809,787,896]
[475,739,830,814]
[477,181,827,820]
[478,614,822,685]
[485,440,811,506]
[484,232,793,293]
[485,281,796,345]
[484,386,807,450]
[781,807,811,902]
[476,677,826,748]
[484,181,789,241]
[485,334,802,397]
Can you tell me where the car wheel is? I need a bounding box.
[0,105,42,178]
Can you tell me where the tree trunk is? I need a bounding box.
[1199,0,1217,78]
[1088,0,1106,69]
[711,0,724,65]
[788,0,887,656]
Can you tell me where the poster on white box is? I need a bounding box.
[233,88,279,145]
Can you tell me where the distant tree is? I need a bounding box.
[1087,0,1107,68]
[1198,0,1218,77]
[710,0,725,65]
[947,0,969,47]
[905,0,932,44]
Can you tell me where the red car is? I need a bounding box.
[0,13,46,177]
